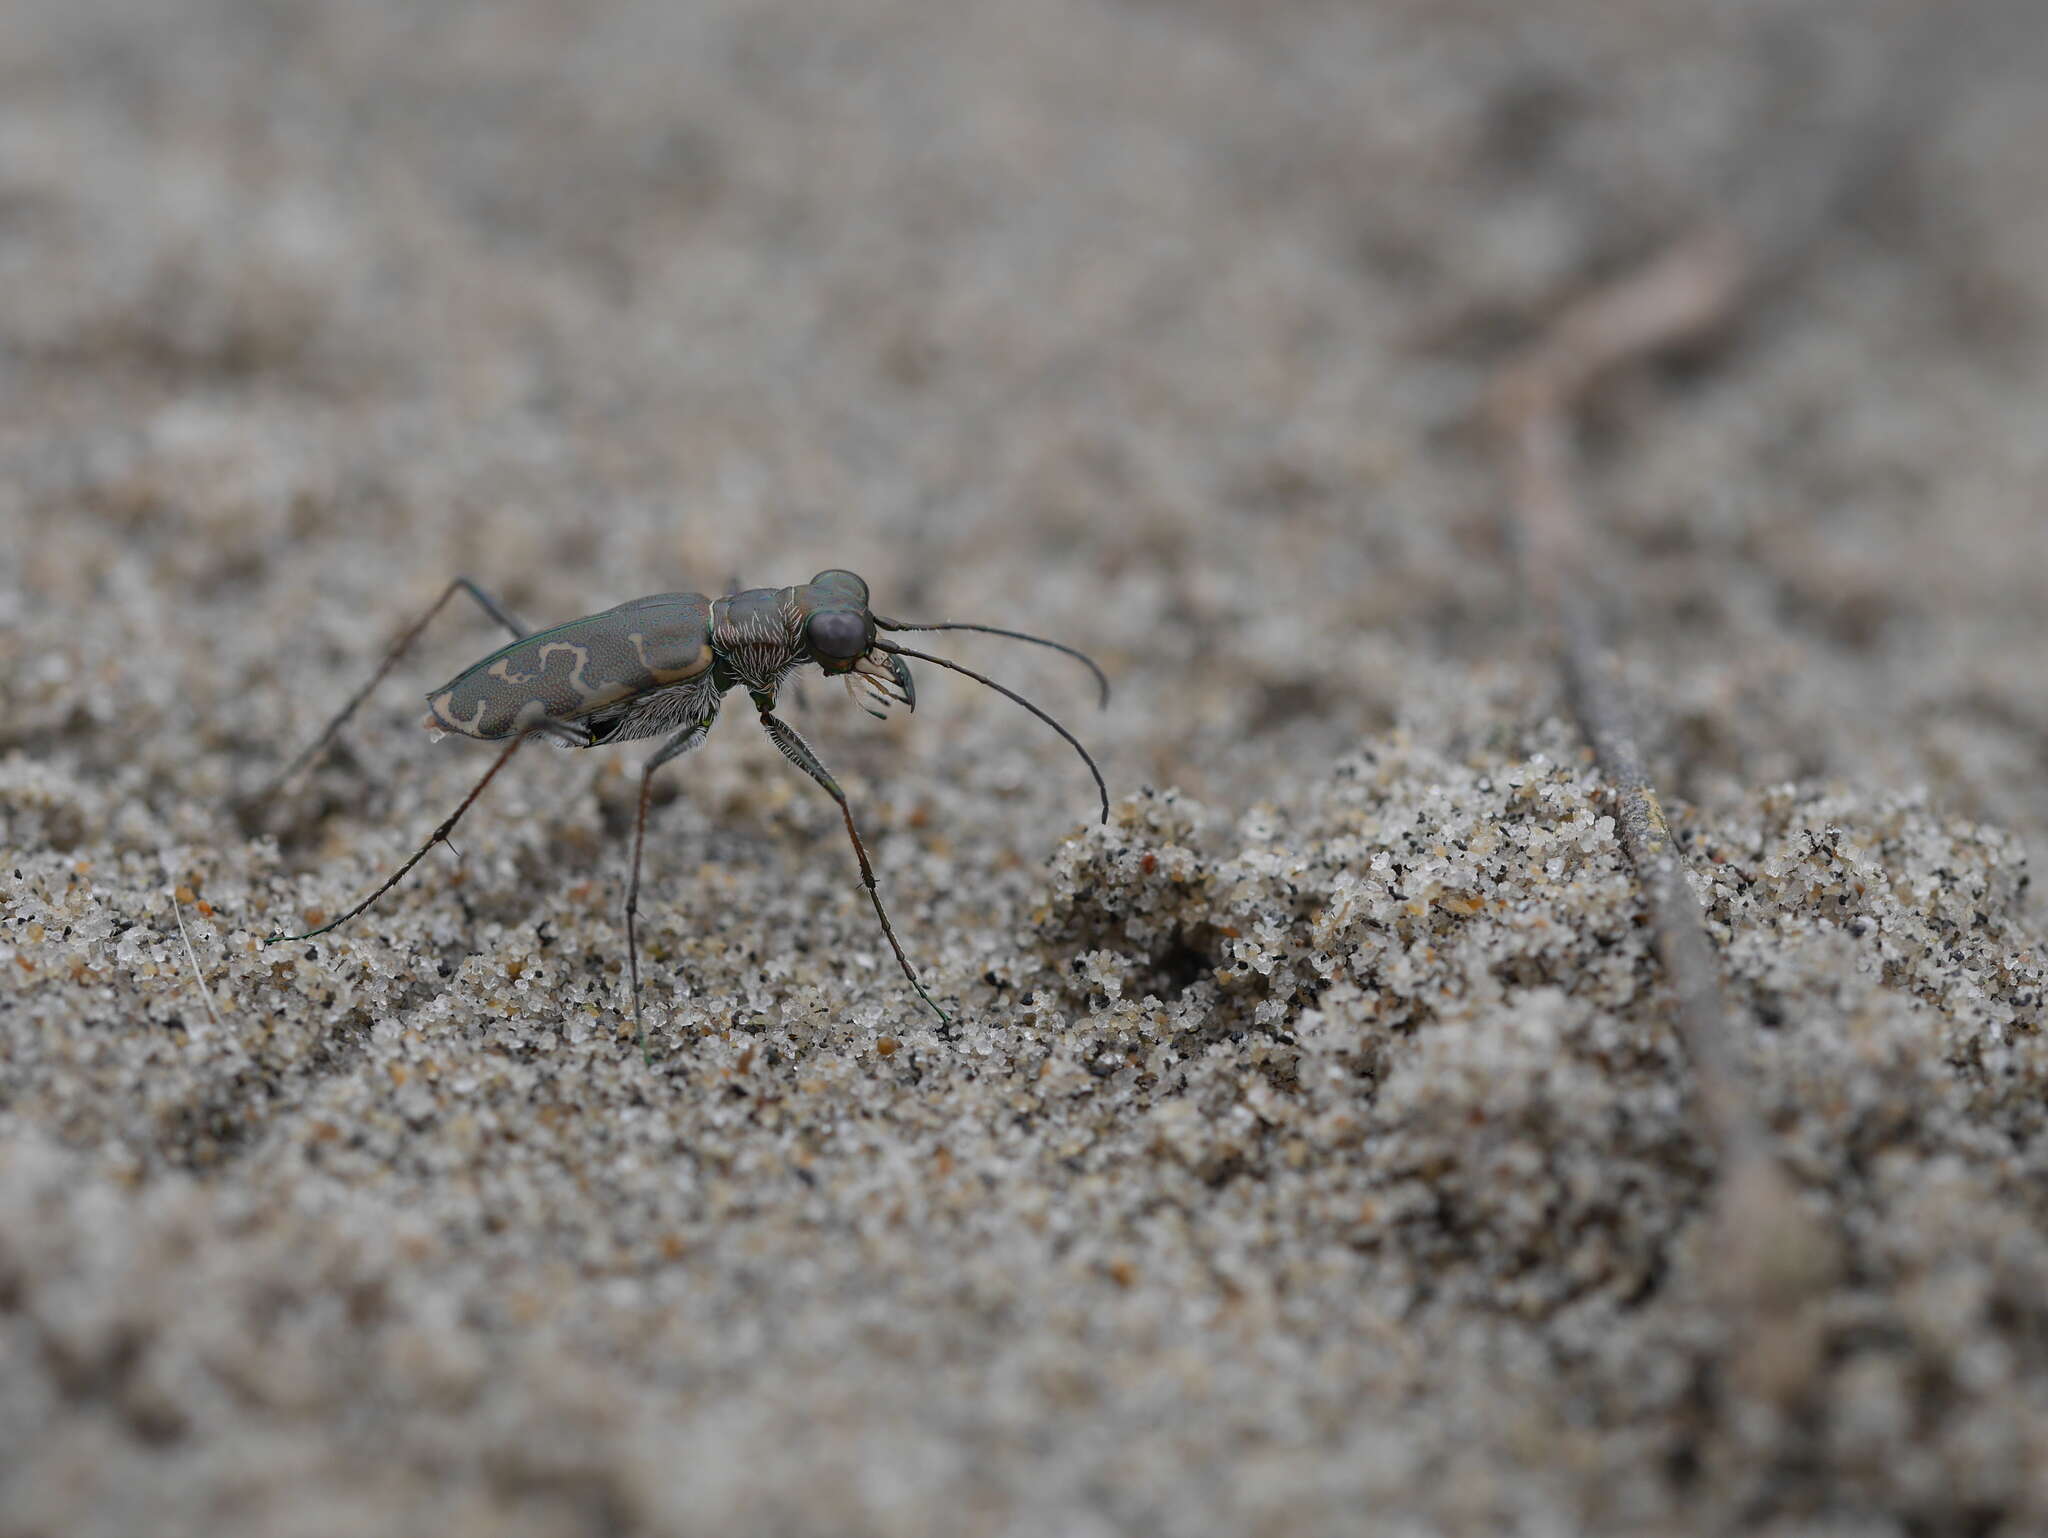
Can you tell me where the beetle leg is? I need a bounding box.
[755,709,949,1027]
[265,698,590,949]
[256,576,533,802]
[449,577,531,641]
[625,711,719,1061]
[265,728,532,945]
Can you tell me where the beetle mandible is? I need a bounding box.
[259,568,1109,1044]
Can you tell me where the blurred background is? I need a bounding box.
[3,1,2048,1533]
[4,0,2042,843]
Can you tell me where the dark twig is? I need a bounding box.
[1480,1,2032,1355]
[1490,227,1835,1361]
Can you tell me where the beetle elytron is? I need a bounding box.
[260,569,1108,1046]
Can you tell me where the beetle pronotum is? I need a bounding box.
[260,569,1108,1045]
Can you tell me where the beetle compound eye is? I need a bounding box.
[808,609,868,662]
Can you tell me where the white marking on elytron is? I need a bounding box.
[627,629,712,684]
[489,641,599,706]
[429,689,489,736]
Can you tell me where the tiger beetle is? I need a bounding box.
[259,569,1109,1048]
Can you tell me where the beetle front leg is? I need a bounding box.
[755,709,949,1027]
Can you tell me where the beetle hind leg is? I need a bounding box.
[265,729,526,946]
[254,576,533,806]
[263,707,579,953]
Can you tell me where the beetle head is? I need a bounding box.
[801,569,915,717]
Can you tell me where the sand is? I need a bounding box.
[3,1,2047,1533]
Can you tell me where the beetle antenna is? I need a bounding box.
[874,640,1108,823]
[873,618,1109,708]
